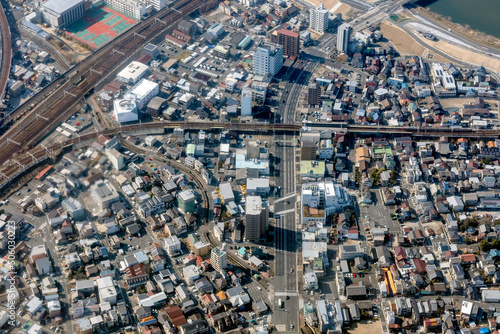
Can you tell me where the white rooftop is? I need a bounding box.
[42,0,84,15]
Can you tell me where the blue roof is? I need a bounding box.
[238,247,246,255]
[489,250,500,258]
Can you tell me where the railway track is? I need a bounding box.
[2,118,500,192]
[0,0,215,167]
[0,4,12,101]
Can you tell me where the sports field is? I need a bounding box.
[65,6,136,49]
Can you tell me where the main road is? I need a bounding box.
[273,59,316,331]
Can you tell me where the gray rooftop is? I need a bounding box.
[42,0,85,15]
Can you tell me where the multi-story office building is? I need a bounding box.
[253,43,283,77]
[336,23,352,54]
[309,2,329,33]
[270,29,300,58]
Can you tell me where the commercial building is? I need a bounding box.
[177,190,196,214]
[125,79,159,110]
[113,99,138,123]
[339,244,364,260]
[245,196,268,241]
[253,43,283,77]
[103,0,146,20]
[270,29,300,58]
[39,0,91,28]
[117,61,149,85]
[308,83,321,105]
[90,180,120,210]
[211,245,228,273]
[310,2,329,33]
[240,85,253,116]
[337,23,352,54]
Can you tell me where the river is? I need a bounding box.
[416,0,500,39]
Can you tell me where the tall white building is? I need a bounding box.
[309,2,329,33]
[104,0,146,20]
[253,44,283,77]
[336,23,352,54]
[210,244,228,273]
[151,0,167,11]
[240,85,253,116]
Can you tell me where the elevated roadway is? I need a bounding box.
[0,4,12,101]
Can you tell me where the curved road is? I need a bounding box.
[0,5,12,101]
[405,9,500,57]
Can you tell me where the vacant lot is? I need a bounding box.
[348,320,382,334]
[379,21,448,62]
[380,21,426,56]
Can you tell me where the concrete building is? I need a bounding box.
[270,29,300,58]
[165,236,181,256]
[117,61,149,85]
[113,99,138,123]
[177,190,196,214]
[90,180,120,210]
[39,0,91,28]
[310,2,329,33]
[106,148,126,170]
[125,79,159,110]
[62,197,85,220]
[240,85,253,116]
[308,83,321,105]
[245,196,268,241]
[253,43,283,77]
[211,244,228,273]
[103,0,146,20]
[97,276,117,305]
[337,23,352,54]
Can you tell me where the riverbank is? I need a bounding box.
[416,7,500,50]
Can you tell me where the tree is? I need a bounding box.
[136,285,147,294]
[480,239,491,252]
